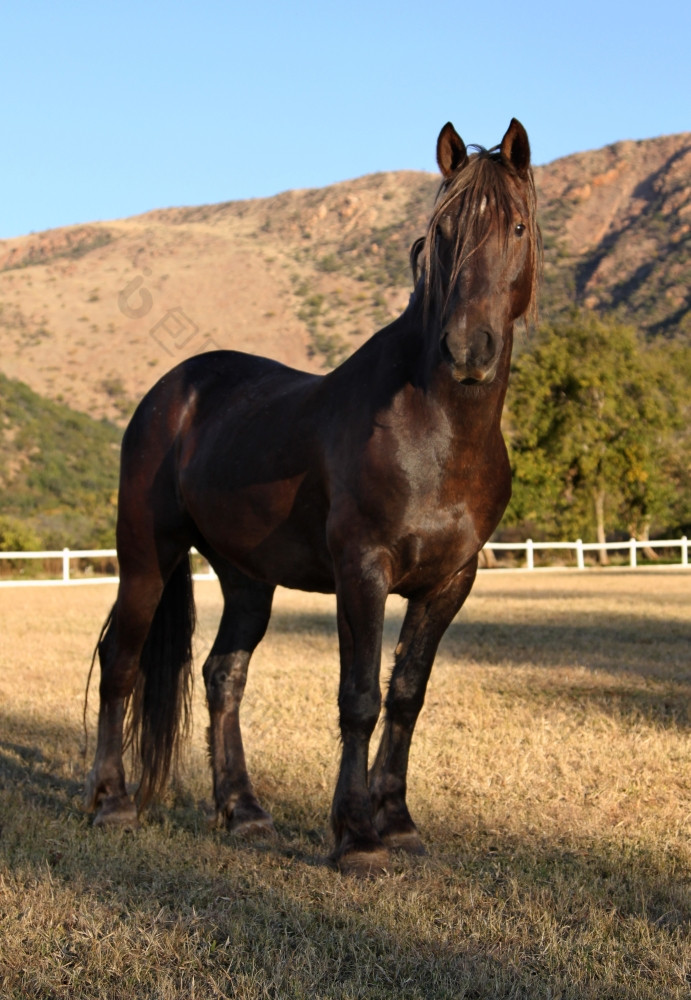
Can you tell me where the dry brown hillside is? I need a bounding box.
[0,131,689,425]
[538,132,691,333]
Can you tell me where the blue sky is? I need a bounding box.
[2,0,689,239]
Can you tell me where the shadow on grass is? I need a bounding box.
[481,576,691,611]
[1,712,690,998]
[0,722,84,819]
[438,613,690,685]
[263,602,691,731]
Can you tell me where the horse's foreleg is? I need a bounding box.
[203,574,275,837]
[369,558,478,854]
[330,552,390,874]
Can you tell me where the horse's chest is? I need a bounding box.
[386,451,510,591]
[389,503,479,589]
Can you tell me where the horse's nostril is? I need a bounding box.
[475,329,495,357]
[440,334,455,367]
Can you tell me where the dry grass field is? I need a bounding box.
[1,569,690,998]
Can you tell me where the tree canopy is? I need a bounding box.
[505,313,689,554]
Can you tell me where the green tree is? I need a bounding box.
[0,515,41,551]
[0,372,121,547]
[505,313,683,562]
[640,340,691,539]
[615,339,690,546]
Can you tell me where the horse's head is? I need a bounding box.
[412,119,540,386]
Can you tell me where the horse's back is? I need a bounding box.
[122,350,318,458]
[119,350,338,589]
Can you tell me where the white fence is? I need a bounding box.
[0,548,217,588]
[486,536,689,571]
[0,537,688,587]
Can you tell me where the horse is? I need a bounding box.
[85,118,540,874]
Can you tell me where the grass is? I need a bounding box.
[0,570,690,998]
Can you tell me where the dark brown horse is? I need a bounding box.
[86,119,540,873]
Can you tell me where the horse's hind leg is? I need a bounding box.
[203,566,275,836]
[369,559,478,854]
[85,572,164,828]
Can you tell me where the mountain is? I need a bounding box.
[0,131,689,426]
[537,132,691,338]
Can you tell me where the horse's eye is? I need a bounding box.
[515,222,526,237]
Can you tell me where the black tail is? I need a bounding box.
[125,555,197,808]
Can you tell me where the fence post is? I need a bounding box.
[682,536,688,567]
[526,538,534,570]
[576,539,584,570]
[629,538,637,568]
[62,548,70,582]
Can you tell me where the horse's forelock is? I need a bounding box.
[413,147,541,327]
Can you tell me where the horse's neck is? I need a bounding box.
[326,306,512,444]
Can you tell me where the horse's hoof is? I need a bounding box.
[227,805,276,841]
[381,829,427,856]
[93,796,139,831]
[333,846,391,878]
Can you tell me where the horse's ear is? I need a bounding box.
[437,122,468,179]
[500,118,531,178]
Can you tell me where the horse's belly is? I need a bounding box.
[188,482,336,592]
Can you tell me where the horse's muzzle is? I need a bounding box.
[441,326,502,384]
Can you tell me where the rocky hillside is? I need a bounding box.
[0,131,689,425]
[538,132,691,337]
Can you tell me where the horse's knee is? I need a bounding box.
[384,690,424,728]
[338,688,382,739]
[204,655,249,713]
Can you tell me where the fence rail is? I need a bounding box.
[0,537,688,587]
[485,536,689,571]
[0,548,217,587]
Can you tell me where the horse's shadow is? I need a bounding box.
[0,733,83,817]
[1,712,689,1000]
[261,603,691,731]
